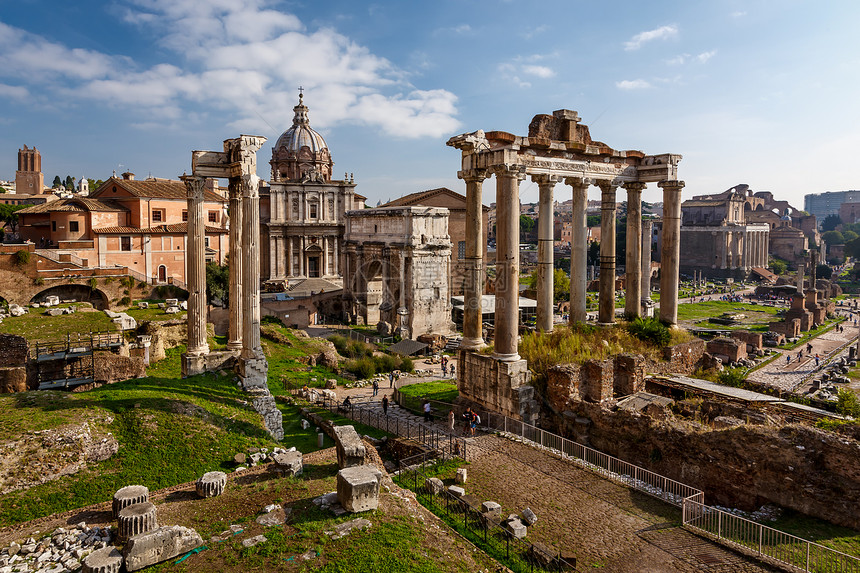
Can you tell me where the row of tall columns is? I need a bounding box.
[227,182,243,351]
[534,174,559,332]
[241,174,263,361]
[659,180,685,325]
[597,181,618,325]
[493,165,525,361]
[625,183,645,318]
[460,170,487,350]
[183,175,210,357]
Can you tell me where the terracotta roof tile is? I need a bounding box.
[91,177,226,203]
[93,223,227,234]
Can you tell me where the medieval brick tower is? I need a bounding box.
[15,145,44,194]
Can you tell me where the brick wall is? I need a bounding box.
[0,334,28,367]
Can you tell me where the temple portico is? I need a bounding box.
[448,109,683,423]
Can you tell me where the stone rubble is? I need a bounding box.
[0,522,114,573]
[324,518,372,540]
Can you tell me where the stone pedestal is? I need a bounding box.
[336,466,382,513]
[238,356,269,390]
[112,485,149,518]
[118,502,158,542]
[458,350,537,424]
[333,425,366,468]
[196,471,227,498]
[273,451,303,476]
[181,354,208,378]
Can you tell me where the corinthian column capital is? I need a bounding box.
[658,179,685,192]
[240,173,261,198]
[623,181,647,193]
[181,175,207,200]
[563,176,593,189]
[458,168,488,183]
[596,178,621,193]
[489,163,526,181]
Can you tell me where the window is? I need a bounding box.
[152,210,163,222]
[204,237,210,248]
[182,210,188,222]
[70,221,79,232]
[458,241,465,259]
[51,221,56,232]
[121,236,132,251]
[208,211,218,223]
[309,203,318,219]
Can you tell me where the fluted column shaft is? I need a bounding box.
[227,183,243,350]
[241,175,263,359]
[460,170,486,349]
[183,175,209,356]
[659,180,685,326]
[624,183,645,318]
[598,181,618,325]
[534,175,558,332]
[641,219,653,302]
[493,165,524,361]
[567,178,590,324]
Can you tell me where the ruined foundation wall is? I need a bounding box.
[458,350,538,423]
[549,399,860,530]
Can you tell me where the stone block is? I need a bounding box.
[521,507,537,526]
[242,535,266,548]
[425,477,444,495]
[333,425,366,469]
[447,485,465,498]
[336,466,381,513]
[505,517,527,538]
[81,547,123,573]
[112,485,149,518]
[481,501,501,517]
[196,471,227,498]
[455,467,467,484]
[118,502,158,542]
[273,451,303,476]
[123,526,203,572]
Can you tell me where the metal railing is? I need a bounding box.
[313,394,468,462]
[395,457,576,572]
[683,496,860,572]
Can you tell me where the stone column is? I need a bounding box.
[597,180,618,325]
[492,164,525,361]
[298,236,305,277]
[624,182,645,318]
[286,236,293,277]
[533,174,558,332]
[566,177,590,324]
[641,219,653,302]
[182,175,209,357]
[659,180,685,326]
[241,174,263,361]
[460,169,487,349]
[227,181,243,351]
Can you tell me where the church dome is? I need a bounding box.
[270,93,333,183]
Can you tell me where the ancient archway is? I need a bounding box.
[30,285,109,309]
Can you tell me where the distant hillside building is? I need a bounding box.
[15,145,45,194]
[804,190,860,221]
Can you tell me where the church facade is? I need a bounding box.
[260,94,365,286]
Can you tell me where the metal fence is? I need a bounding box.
[395,458,577,572]
[682,497,860,573]
[314,394,468,461]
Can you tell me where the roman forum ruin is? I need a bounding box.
[448,109,683,421]
[181,135,283,440]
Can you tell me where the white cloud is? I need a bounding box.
[522,65,555,78]
[616,79,652,90]
[520,25,549,40]
[666,54,688,65]
[497,55,556,87]
[0,3,460,139]
[624,25,678,51]
[696,50,716,63]
[731,11,747,18]
[434,24,472,36]
[0,82,28,99]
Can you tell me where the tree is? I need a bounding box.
[822,230,844,245]
[519,215,536,238]
[205,262,229,305]
[843,230,858,243]
[587,241,600,266]
[64,175,75,190]
[52,175,62,189]
[816,263,833,280]
[836,389,860,418]
[845,237,860,259]
[586,215,600,227]
[88,178,104,192]
[770,259,787,276]
[0,204,26,233]
[525,268,571,302]
[821,214,841,232]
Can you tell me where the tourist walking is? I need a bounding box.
[815,353,820,367]
[372,379,379,397]
[423,400,432,422]
[389,371,395,388]
[807,342,813,354]
[450,364,455,378]
[442,363,448,377]
[462,407,473,436]
[382,395,389,416]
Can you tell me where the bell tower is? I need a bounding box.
[15,145,45,194]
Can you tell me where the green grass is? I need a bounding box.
[125,299,187,322]
[399,381,459,403]
[675,300,781,323]
[0,305,117,342]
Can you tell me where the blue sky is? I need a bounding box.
[1,0,859,209]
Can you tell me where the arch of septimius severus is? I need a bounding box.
[448,109,682,422]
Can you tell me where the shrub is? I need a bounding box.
[14,250,30,266]
[345,338,373,359]
[626,316,670,347]
[717,367,747,388]
[837,389,860,418]
[345,357,376,379]
[261,315,285,327]
[400,356,414,373]
[33,277,44,286]
[329,335,348,355]
[119,296,132,306]
[377,353,398,372]
[104,276,115,285]
[89,277,98,289]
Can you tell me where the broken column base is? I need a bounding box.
[458,350,538,424]
[641,299,655,318]
[237,356,269,390]
[181,350,238,378]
